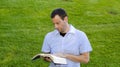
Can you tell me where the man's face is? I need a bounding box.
[52,15,67,33]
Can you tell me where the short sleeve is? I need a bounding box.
[41,34,51,53]
[79,32,92,54]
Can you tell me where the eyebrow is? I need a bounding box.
[54,21,61,24]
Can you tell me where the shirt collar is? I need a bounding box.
[68,24,76,34]
[54,24,76,35]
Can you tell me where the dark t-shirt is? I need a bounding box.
[60,32,66,37]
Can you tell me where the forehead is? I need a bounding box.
[52,15,62,21]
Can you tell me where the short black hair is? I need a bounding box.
[51,8,67,20]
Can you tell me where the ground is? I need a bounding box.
[0,0,120,67]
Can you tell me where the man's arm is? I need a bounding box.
[65,52,90,63]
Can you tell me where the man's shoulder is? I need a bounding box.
[45,30,57,37]
[47,30,57,35]
[70,25,85,34]
[75,29,85,34]
[74,29,87,38]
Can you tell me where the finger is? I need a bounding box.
[44,57,52,62]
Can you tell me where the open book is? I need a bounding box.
[32,53,67,64]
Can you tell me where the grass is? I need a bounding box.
[0,0,120,67]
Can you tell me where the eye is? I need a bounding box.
[56,22,59,25]
[56,21,60,25]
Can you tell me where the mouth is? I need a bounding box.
[56,29,60,32]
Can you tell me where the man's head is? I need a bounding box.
[51,8,67,20]
[51,8,69,33]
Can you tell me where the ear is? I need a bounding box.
[64,16,68,22]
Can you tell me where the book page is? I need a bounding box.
[50,55,67,64]
[32,53,67,64]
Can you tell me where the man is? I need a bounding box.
[41,8,92,67]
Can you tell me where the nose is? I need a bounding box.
[54,24,58,29]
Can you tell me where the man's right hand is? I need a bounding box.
[43,57,52,62]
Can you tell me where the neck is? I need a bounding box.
[62,24,70,33]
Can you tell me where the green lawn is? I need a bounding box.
[0,0,120,67]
